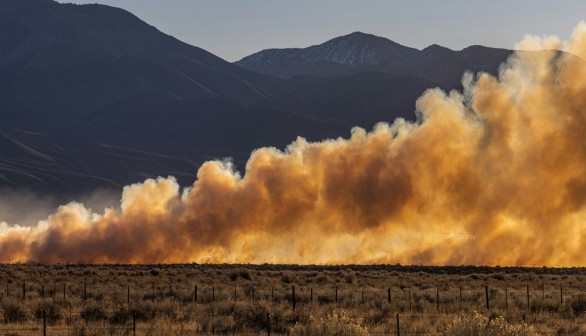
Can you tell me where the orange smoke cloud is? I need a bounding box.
[2,23,586,265]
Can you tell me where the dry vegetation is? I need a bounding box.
[0,264,585,335]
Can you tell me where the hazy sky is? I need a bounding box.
[59,1,586,62]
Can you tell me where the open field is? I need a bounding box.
[1,264,586,335]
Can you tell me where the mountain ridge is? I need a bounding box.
[236,31,422,78]
[235,32,513,87]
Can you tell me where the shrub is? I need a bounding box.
[2,300,28,323]
[281,272,298,284]
[239,269,252,280]
[441,311,537,336]
[80,302,107,322]
[110,307,132,324]
[289,310,368,336]
[570,294,586,316]
[233,301,270,330]
[229,268,253,281]
[152,300,179,320]
[490,273,505,281]
[34,301,62,324]
[344,272,356,284]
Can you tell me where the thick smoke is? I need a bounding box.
[2,24,586,265]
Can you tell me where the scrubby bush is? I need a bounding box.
[441,311,537,336]
[239,269,252,280]
[570,295,586,316]
[289,310,368,336]
[233,301,271,331]
[80,302,107,322]
[34,300,62,324]
[281,271,298,284]
[109,306,132,324]
[344,273,356,284]
[229,268,253,281]
[2,300,28,323]
[490,273,505,281]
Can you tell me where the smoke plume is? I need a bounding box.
[2,24,586,265]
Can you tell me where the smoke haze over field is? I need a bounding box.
[2,24,586,265]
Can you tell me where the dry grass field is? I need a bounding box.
[1,264,585,335]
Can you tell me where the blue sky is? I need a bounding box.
[59,0,586,62]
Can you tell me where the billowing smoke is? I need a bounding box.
[2,24,586,265]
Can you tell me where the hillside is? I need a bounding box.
[0,0,348,196]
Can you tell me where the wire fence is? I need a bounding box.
[0,310,583,335]
[1,283,585,335]
[2,282,585,310]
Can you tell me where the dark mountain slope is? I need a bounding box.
[0,96,349,198]
[383,44,512,88]
[0,0,348,196]
[284,71,441,129]
[0,0,287,133]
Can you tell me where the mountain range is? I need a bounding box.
[236,32,512,88]
[0,0,514,199]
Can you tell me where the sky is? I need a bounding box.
[58,1,586,62]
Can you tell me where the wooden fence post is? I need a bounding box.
[409,290,412,312]
[63,283,66,301]
[212,286,215,302]
[310,288,313,304]
[234,284,237,302]
[459,286,463,310]
[560,286,563,305]
[84,282,87,301]
[505,287,508,309]
[22,282,25,300]
[267,313,271,336]
[43,309,46,336]
[362,289,365,304]
[485,285,489,310]
[396,313,400,336]
[194,285,198,303]
[436,287,439,312]
[335,287,338,304]
[388,288,391,304]
[526,285,530,310]
[127,284,130,305]
[292,286,296,310]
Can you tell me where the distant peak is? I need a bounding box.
[461,44,507,52]
[346,31,373,38]
[422,44,453,53]
[236,31,421,76]
[332,31,388,42]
